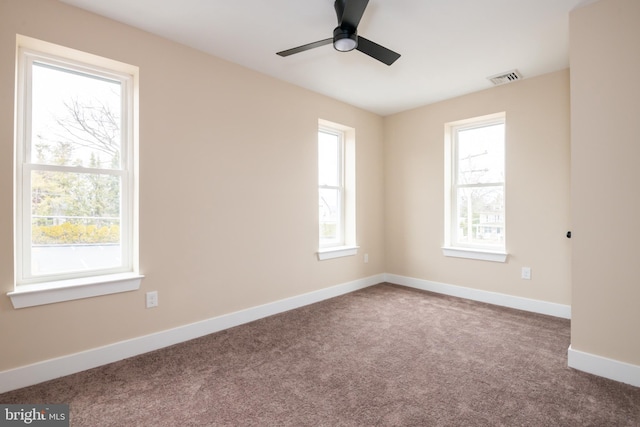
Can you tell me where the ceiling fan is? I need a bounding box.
[276,0,401,66]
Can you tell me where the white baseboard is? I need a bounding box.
[8,273,637,394]
[568,345,640,387]
[385,273,572,319]
[0,274,384,394]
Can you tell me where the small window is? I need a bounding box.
[10,36,141,307]
[444,113,506,261]
[317,120,357,260]
[318,128,344,247]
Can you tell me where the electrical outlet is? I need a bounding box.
[521,267,531,280]
[146,291,158,308]
[364,253,369,263]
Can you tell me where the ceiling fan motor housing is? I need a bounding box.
[333,27,358,51]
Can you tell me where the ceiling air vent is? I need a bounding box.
[488,69,522,85]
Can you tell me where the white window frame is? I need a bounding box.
[318,126,345,248]
[8,36,142,308]
[317,119,358,260]
[443,112,508,263]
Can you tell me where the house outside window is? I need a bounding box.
[9,36,142,308]
[443,112,507,262]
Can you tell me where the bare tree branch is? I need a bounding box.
[53,97,120,160]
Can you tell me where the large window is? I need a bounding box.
[10,36,141,308]
[317,120,357,260]
[444,113,506,261]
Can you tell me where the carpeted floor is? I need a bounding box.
[1,283,639,426]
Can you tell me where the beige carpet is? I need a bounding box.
[1,283,639,426]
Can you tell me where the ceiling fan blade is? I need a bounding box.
[337,0,369,29]
[356,36,401,65]
[277,38,333,57]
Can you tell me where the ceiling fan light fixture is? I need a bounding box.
[277,0,400,65]
[333,27,357,52]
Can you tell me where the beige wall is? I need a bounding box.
[8,0,635,379]
[384,70,572,305]
[0,0,385,371]
[570,0,640,365]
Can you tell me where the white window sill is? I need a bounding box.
[442,247,508,263]
[317,245,359,261]
[8,273,144,309]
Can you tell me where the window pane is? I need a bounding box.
[455,186,504,247]
[318,131,340,186]
[319,188,340,242]
[31,62,122,170]
[457,123,504,185]
[31,170,121,276]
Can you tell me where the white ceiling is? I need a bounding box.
[59,0,586,116]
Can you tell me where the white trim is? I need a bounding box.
[7,273,144,309]
[318,126,345,248]
[14,37,139,287]
[445,112,507,252]
[317,245,359,260]
[318,119,356,252]
[442,246,508,262]
[385,273,571,319]
[568,345,640,387]
[0,274,383,394]
[10,273,640,394]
